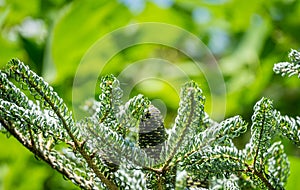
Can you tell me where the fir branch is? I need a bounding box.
[248,98,278,171]
[0,119,97,189]
[273,49,300,78]
[185,145,248,177]
[162,82,198,171]
[176,115,247,168]
[1,54,300,189]
[0,71,32,109]
[265,142,289,189]
[278,115,300,146]
[5,59,118,189]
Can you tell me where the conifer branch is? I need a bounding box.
[0,53,299,189]
[163,87,196,171]
[0,119,95,189]
[3,59,117,189]
[273,49,300,78]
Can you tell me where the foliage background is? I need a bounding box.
[0,0,300,189]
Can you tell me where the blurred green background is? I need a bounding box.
[1,0,300,189]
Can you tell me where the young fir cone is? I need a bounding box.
[139,105,167,161]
